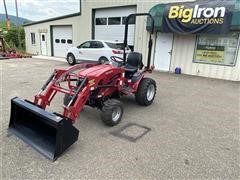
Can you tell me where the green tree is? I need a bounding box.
[0,21,25,51]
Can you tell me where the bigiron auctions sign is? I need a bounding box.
[162,0,234,34]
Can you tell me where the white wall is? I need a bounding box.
[170,34,240,81]
[24,0,194,58]
[24,15,82,56]
[24,0,239,81]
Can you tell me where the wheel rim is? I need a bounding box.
[68,56,74,64]
[100,58,107,64]
[112,106,121,122]
[147,84,155,101]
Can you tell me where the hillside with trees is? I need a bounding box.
[0,14,32,25]
[0,21,25,51]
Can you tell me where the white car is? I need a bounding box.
[66,40,131,65]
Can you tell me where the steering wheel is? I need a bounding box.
[110,56,124,62]
[110,56,124,67]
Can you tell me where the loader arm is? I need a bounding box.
[63,77,90,121]
[8,63,98,160]
[33,64,96,123]
[33,63,125,123]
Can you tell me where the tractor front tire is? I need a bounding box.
[101,99,123,126]
[135,78,156,106]
[63,94,72,106]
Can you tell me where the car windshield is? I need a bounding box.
[105,42,126,50]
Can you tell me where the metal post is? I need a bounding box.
[15,0,21,49]
[3,0,10,30]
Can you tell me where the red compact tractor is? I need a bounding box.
[9,13,156,160]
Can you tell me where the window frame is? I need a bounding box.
[78,41,91,48]
[41,34,45,41]
[108,17,121,25]
[67,39,72,44]
[55,39,60,43]
[61,39,66,44]
[30,32,36,45]
[90,41,104,48]
[122,16,136,25]
[193,34,240,67]
[95,17,107,25]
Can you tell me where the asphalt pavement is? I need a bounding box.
[0,58,239,179]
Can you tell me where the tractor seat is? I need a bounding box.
[125,52,143,76]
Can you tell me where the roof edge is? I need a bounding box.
[23,12,81,27]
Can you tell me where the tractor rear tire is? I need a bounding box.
[101,99,123,126]
[135,77,156,106]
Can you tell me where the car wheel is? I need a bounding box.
[67,53,76,65]
[98,57,108,64]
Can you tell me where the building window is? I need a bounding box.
[96,18,107,25]
[61,39,66,44]
[41,34,45,41]
[194,33,239,66]
[31,33,35,45]
[67,39,72,44]
[108,17,121,25]
[122,16,136,25]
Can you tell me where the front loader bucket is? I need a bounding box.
[8,97,79,161]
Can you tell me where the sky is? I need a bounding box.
[1,0,81,21]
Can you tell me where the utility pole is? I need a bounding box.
[15,0,21,49]
[3,0,10,29]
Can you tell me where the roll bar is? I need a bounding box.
[123,13,155,70]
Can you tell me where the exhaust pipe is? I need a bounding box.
[8,97,79,161]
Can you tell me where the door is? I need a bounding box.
[52,26,73,57]
[77,41,92,61]
[40,33,47,55]
[76,41,105,61]
[154,33,173,71]
[88,41,105,61]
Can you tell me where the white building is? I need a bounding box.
[24,0,240,81]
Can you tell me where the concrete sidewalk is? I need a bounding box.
[32,55,66,62]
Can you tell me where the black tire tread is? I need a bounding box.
[101,99,123,126]
[135,77,156,106]
[63,94,72,106]
[67,53,76,65]
[98,57,108,64]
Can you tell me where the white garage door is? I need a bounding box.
[52,26,73,57]
[95,7,136,46]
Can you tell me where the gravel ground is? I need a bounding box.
[0,58,239,179]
